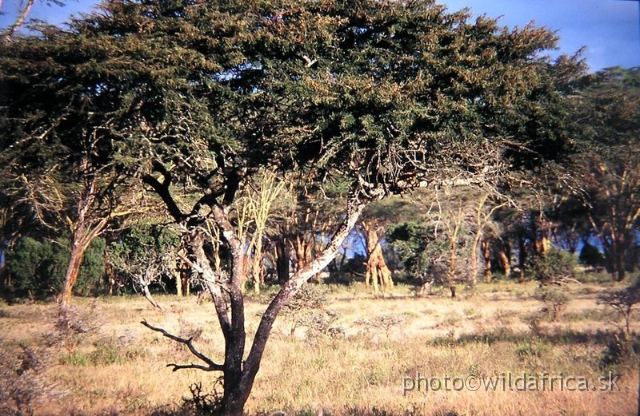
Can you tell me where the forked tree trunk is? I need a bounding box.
[362,221,393,292]
[221,200,365,415]
[141,163,366,416]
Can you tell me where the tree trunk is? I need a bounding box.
[171,254,183,297]
[275,234,290,283]
[142,284,162,310]
[498,245,511,277]
[614,232,626,281]
[362,221,393,292]
[59,231,88,308]
[481,238,492,283]
[539,235,552,255]
[518,237,526,283]
[251,240,263,294]
[228,199,365,415]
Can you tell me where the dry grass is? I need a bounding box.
[0,280,638,415]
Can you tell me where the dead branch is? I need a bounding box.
[141,320,224,372]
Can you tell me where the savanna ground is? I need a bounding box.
[1,277,639,416]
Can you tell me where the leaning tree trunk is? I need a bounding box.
[141,283,163,310]
[59,172,110,309]
[141,163,366,416]
[59,225,92,308]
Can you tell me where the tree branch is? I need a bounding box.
[142,161,186,223]
[2,0,35,43]
[141,320,224,372]
[240,194,365,392]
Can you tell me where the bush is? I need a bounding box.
[596,280,640,339]
[529,248,576,284]
[533,286,570,322]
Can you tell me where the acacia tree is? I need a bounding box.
[0,0,585,413]
[0,33,148,306]
[569,67,640,281]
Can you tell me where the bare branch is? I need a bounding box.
[140,320,224,372]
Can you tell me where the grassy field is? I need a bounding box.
[0,279,638,415]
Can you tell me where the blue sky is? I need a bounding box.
[1,0,639,72]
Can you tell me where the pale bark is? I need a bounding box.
[2,0,35,43]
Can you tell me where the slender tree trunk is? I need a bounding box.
[251,240,263,294]
[275,234,290,283]
[518,237,526,283]
[481,238,492,283]
[469,232,483,285]
[228,199,364,415]
[142,284,162,310]
[497,249,510,277]
[614,232,626,281]
[171,255,183,297]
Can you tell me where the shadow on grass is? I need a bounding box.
[430,327,622,348]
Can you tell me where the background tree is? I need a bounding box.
[569,67,640,281]
[357,198,418,291]
[0,14,149,306]
[5,235,106,299]
[107,222,180,309]
[0,0,586,414]
[233,170,286,294]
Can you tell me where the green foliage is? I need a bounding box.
[109,223,179,264]
[0,0,587,209]
[5,236,105,299]
[386,221,431,274]
[579,242,605,268]
[568,67,640,281]
[107,223,180,293]
[529,248,576,284]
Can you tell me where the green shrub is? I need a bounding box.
[5,236,106,299]
[529,248,576,284]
